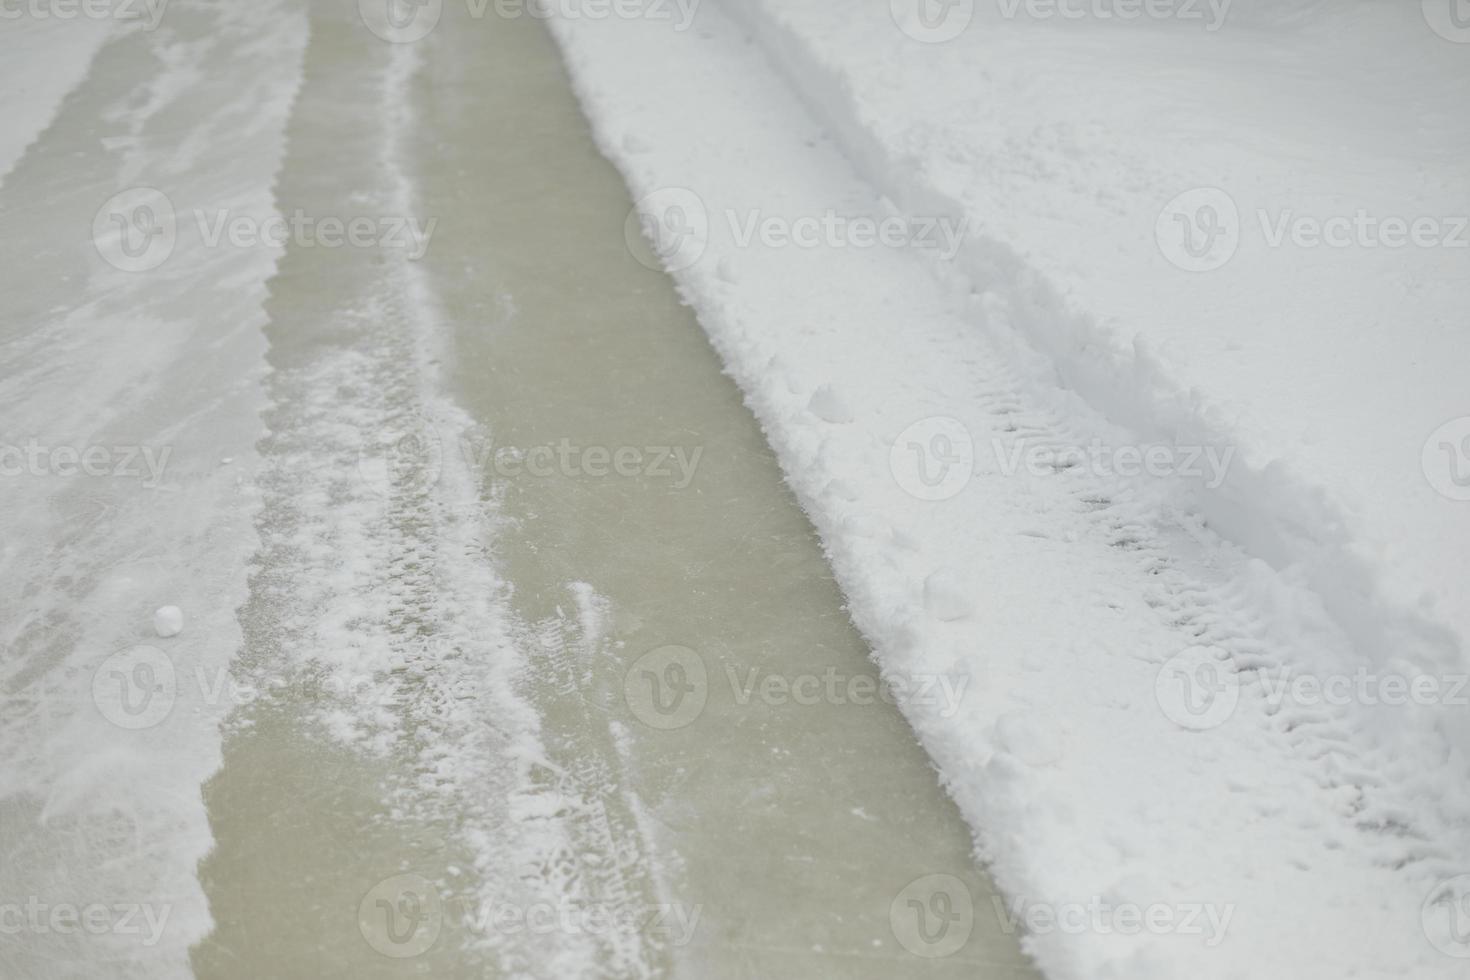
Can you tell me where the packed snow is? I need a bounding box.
[152,605,184,638]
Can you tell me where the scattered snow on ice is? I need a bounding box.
[0,2,309,974]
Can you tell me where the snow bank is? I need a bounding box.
[547,2,1470,977]
[727,0,1470,719]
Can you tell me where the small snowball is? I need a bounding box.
[807,384,854,424]
[923,569,974,621]
[153,606,184,638]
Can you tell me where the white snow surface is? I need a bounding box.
[548,2,1470,978]
[152,605,184,638]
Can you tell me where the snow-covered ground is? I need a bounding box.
[3,1,1467,977]
[548,1,1470,977]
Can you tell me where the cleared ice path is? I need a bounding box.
[189,2,1038,979]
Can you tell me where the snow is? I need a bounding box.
[0,3,307,974]
[2,1,1465,976]
[734,0,1470,671]
[806,383,855,424]
[547,3,1470,978]
[152,605,184,638]
[923,568,975,622]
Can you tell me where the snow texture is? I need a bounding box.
[547,2,1470,977]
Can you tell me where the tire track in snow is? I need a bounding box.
[192,10,616,977]
[717,1,1470,881]
[515,586,667,978]
[718,0,1469,884]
